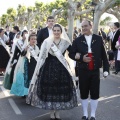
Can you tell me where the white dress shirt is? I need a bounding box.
[48,28,53,36]
[85,34,108,77]
[85,35,92,53]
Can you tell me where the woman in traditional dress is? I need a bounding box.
[26,24,77,120]
[115,36,120,74]
[10,34,39,96]
[26,34,39,88]
[4,30,28,90]
[0,28,10,74]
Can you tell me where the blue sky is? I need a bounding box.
[0,0,55,15]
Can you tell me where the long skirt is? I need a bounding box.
[0,45,10,71]
[3,55,17,90]
[26,56,77,110]
[10,58,28,96]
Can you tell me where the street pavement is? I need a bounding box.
[0,72,120,120]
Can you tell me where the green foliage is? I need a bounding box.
[17,5,26,15]
[100,16,112,26]
[45,0,68,26]
[1,14,8,26]
[27,6,33,13]
[35,1,44,11]
[58,18,67,26]
[116,0,120,4]
[6,8,16,22]
[48,0,67,12]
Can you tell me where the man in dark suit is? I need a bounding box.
[11,26,20,53]
[69,20,109,120]
[111,22,120,74]
[37,16,55,48]
[5,25,15,48]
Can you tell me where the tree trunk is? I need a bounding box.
[27,21,32,30]
[67,14,74,42]
[93,11,102,34]
[37,18,40,28]
[20,24,24,30]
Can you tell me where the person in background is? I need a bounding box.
[111,22,120,74]
[99,28,107,41]
[4,30,28,90]
[37,16,55,48]
[37,26,41,36]
[78,28,82,37]
[11,26,20,53]
[16,32,21,39]
[0,28,10,75]
[74,27,78,35]
[10,33,39,96]
[115,35,120,64]
[73,32,77,40]
[5,25,15,51]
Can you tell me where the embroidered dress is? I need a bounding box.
[10,57,28,96]
[25,56,37,88]
[4,39,24,90]
[25,45,39,88]
[10,45,39,96]
[26,40,77,110]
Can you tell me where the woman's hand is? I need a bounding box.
[75,53,80,60]
[10,64,13,67]
[24,45,29,51]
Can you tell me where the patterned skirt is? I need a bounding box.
[26,57,78,110]
[10,58,28,96]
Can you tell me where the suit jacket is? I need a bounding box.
[37,27,49,48]
[5,32,15,47]
[111,29,120,51]
[69,34,109,72]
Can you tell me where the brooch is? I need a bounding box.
[92,40,96,44]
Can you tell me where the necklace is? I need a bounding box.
[53,39,61,46]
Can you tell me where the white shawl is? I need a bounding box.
[13,44,39,83]
[30,37,77,92]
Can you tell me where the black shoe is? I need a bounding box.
[50,118,55,120]
[55,118,61,120]
[112,71,118,74]
[21,96,26,98]
[90,117,96,120]
[81,116,88,120]
[0,73,4,76]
